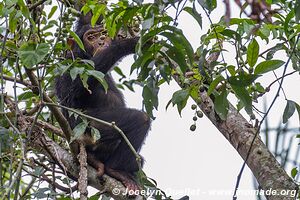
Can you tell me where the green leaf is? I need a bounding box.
[265,0,272,4]
[87,70,108,92]
[89,193,102,200]
[8,10,18,33]
[283,100,296,124]
[284,10,294,36]
[207,75,224,95]
[140,25,193,64]
[160,32,194,68]
[105,11,118,37]
[214,90,229,120]
[142,84,158,118]
[18,91,35,101]
[247,39,259,68]
[295,103,300,127]
[18,0,30,19]
[171,89,189,104]
[291,167,298,178]
[227,65,236,76]
[259,24,270,40]
[91,4,106,27]
[80,73,90,92]
[142,84,158,109]
[81,59,95,69]
[189,85,199,100]
[170,89,189,116]
[254,60,285,74]
[142,17,154,30]
[81,4,91,15]
[183,5,202,29]
[122,7,139,24]
[159,64,171,84]
[70,67,84,80]
[228,74,260,87]
[91,127,101,143]
[198,0,217,12]
[132,43,162,74]
[67,29,85,51]
[114,66,126,78]
[71,122,87,143]
[18,43,50,68]
[220,29,241,40]
[48,6,57,19]
[231,85,252,115]
[296,0,300,23]
[255,82,265,93]
[165,45,188,73]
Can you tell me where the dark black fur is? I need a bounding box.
[55,21,150,177]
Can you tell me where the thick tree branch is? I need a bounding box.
[41,174,78,194]
[2,75,32,87]
[24,69,73,142]
[30,117,65,138]
[78,142,88,200]
[197,90,297,199]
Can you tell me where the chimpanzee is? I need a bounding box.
[55,13,151,192]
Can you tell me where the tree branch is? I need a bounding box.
[168,50,297,200]
[78,142,88,200]
[197,90,297,200]
[24,68,73,142]
[2,75,32,87]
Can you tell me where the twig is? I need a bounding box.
[32,118,65,138]
[24,68,73,142]
[22,102,42,116]
[2,75,32,87]
[0,115,25,200]
[29,0,47,11]
[26,105,44,150]
[42,174,78,193]
[266,70,297,91]
[223,0,231,25]
[43,102,142,167]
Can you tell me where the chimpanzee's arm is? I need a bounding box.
[91,37,139,74]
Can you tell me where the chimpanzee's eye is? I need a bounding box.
[88,35,95,40]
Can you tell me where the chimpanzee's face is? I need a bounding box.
[83,26,111,57]
[82,25,140,57]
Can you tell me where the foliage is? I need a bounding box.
[0,0,300,199]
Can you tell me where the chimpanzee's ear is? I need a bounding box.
[67,38,76,50]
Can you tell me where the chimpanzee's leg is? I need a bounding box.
[89,108,150,170]
[86,152,105,178]
[88,108,150,190]
[105,167,140,193]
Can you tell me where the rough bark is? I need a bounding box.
[78,142,88,200]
